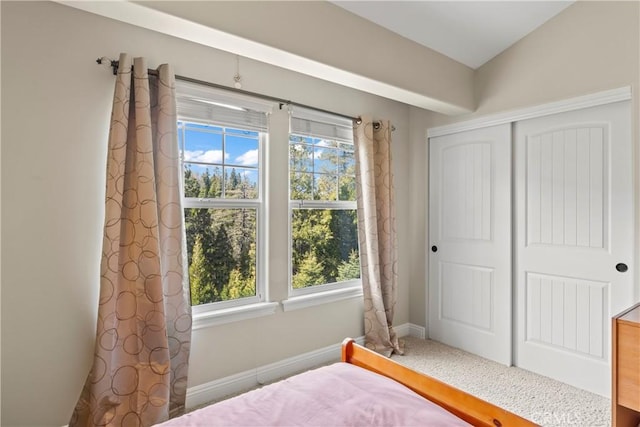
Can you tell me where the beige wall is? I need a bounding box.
[137,0,475,114]
[426,1,639,126]
[411,0,640,325]
[0,2,414,425]
[407,107,429,326]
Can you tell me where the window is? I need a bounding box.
[176,80,271,311]
[289,108,361,295]
[176,81,360,318]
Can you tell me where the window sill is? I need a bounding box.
[193,302,279,330]
[282,286,363,312]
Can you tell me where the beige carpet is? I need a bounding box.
[393,337,610,427]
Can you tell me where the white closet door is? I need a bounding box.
[515,101,634,397]
[428,124,512,365]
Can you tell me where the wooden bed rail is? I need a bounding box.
[341,338,538,427]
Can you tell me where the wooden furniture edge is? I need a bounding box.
[612,303,640,427]
[615,302,640,326]
[341,338,538,427]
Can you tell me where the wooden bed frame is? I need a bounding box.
[341,338,538,427]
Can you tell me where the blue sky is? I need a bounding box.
[179,122,259,167]
[178,123,355,194]
[179,122,259,186]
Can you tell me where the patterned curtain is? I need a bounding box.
[70,54,191,426]
[354,117,403,357]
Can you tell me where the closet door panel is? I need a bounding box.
[428,123,512,365]
[515,101,634,397]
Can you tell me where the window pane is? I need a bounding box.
[226,134,259,167]
[291,209,360,289]
[289,121,359,292]
[289,144,313,173]
[338,175,356,201]
[183,128,224,163]
[314,173,337,201]
[185,208,257,305]
[338,149,355,174]
[290,171,313,200]
[314,147,337,174]
[183,164,223,198]
[225,167,259,199]
[290,135,355,203]
[181,120,261,200]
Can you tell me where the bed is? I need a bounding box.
[158,338,538,426]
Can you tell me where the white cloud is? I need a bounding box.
[184,150,228,163]
[235,149,259,166]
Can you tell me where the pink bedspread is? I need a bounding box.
[158,362,471,426]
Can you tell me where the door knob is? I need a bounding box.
[431,246,438,253]
[616,263,628,273]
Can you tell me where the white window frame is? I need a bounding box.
[287,201,361,298]
[286,199,363,312]
[176,80,275,325]
[179,122,267,313]
[287,113,362,300]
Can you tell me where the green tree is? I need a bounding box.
[233,208,254,277]
[198,169,212,198]
[184,207,215,266]
[227,168,240,193]
[226,268,255,299]
[292,253,326,289]
[207,167,222,198]
[291,209,343,285]
[289,136,360,288]
[182,126,260,305]
[337,250,361,282]
[331,209,359,261]
[210,224,235,299]
[291,210,331,270]
[315,174,338,201]
[189,235,214,305]
[289,142,313,200]
[184,167,200,198]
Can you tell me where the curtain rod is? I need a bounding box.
[96,57,368,126]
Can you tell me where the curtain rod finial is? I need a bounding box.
[96,56,119,75]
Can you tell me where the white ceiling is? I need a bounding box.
[331,1,574,69]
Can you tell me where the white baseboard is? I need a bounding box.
[187,368,259,409]
[186,322,425,409]
[395,322,426,339]
[256,335,363,385]
[394,322,411,338]
[408,323,426,339]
